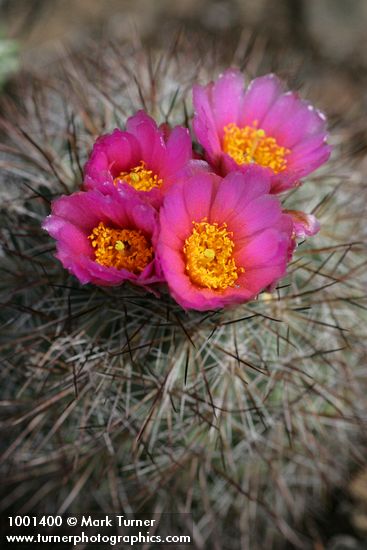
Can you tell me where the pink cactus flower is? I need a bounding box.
[193,69,331,193]
[285,209,320,238]
[43,186,163,288]
[83,111,193,206]
[158,167,294,311]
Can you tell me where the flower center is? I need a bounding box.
[183,220,243,290]
[113,161,163,192]
[223,122,290,173]
[88,222,153,273]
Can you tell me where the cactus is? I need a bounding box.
[0,37,366,549]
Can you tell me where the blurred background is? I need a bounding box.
[1,1,366,548]
[1,0,367,97]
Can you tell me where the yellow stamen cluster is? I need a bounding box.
[184,220,243,290]
[223,122,290,173]
[88,222,153,273]
[114,161,163,192]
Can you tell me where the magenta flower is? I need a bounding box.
[43,186,163,288]
[84,111,193,206]
[193,69,331,193]
[285,209,320,238]
[158,167,293,310]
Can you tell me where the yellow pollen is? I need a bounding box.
[88,222,153,273]
[204,248,215,260]
[183,220,244,290]
[223,122,290,173]
[115,240,125,251]
[114,161,163,192]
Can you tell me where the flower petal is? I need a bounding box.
[209,168,271,225]
[285,209,321,238]
[193,82,222,162]
[239,74,283,127]
[212,69,245,137]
